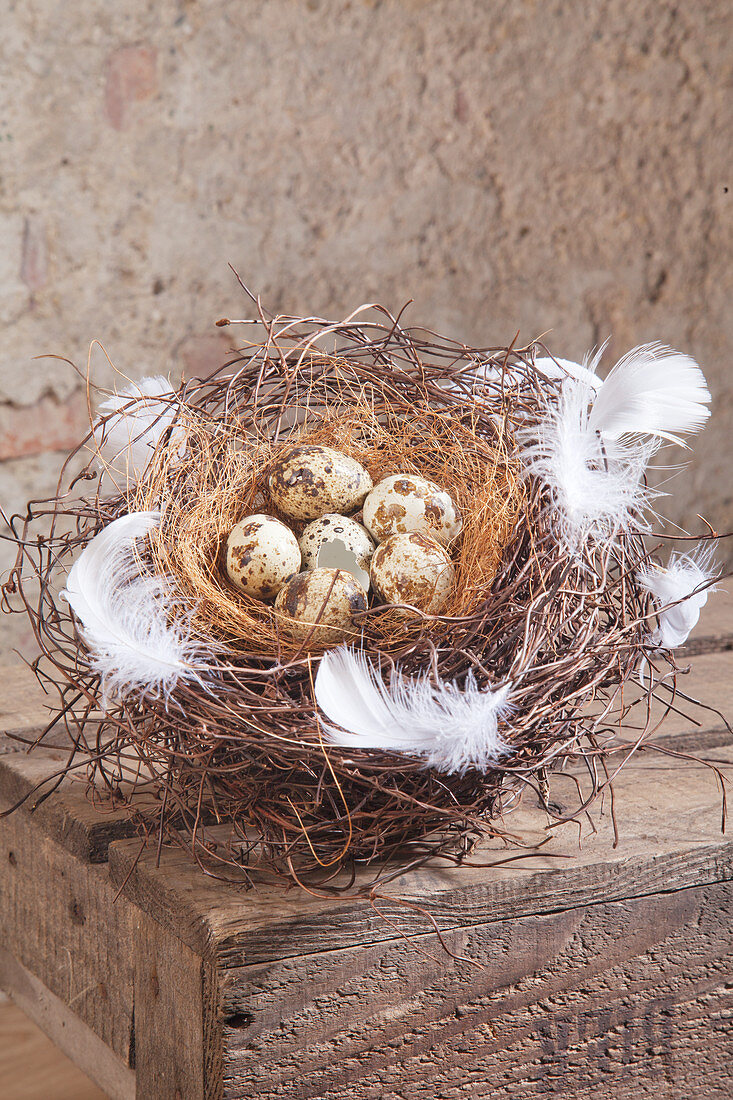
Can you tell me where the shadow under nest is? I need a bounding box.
[2,305,664,894]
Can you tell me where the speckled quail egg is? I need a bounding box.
[363,474,462,547]
[299,514,375,572]
[225,514,301,601]
[274,567,368,648]
[370,532,455,614]
[268,445,373,521]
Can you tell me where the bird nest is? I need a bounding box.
[2,295,722,893]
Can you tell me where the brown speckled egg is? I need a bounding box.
[225,514,301,601]
[363,474,462,546]
[370,532,455,614]
[299,514,375,572]
[268,445,373,521]
[274,568,368,648]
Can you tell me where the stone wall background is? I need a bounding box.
[1,0,731,659]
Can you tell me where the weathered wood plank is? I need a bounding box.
[0,753,219,1100]
[0,748,139,862]
[107,743,733,967]
[132,914,210,1100]
[203,962,225,1100]
[0,947,135,1100]
[0,792,136,1064]
[218,878,733,1099]
[616,647,733,749]
[0,759,215,1099]
[0,663,67,752]
[0,663,109,755]
[3,658,730,970]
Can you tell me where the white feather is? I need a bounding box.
[315,646,512,774]
[61,511,209,706]
[521,343,710,547]
[521,377,655,548]
[531,355,602,390]
[479,351,602,393]
[96,376,180,489]
[639,543,718,649]
[588,343,711,445]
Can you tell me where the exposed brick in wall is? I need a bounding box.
[104,46,158,131]
[1,0,731,660]
[20,215,48,298]
[0,394,89,463]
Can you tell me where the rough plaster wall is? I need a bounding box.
[0,0,730,659]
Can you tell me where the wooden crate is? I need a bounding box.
[1,597,731,1099]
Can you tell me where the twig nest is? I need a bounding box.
[13,298,698,892]
[268,445,373,521]
[274,567,368,647]
[299,514,375,572]
[225,514,301,600]
[363,474,462,546]
[370,532,455,614]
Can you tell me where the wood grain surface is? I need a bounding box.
[0,788,135,1065]
[0,748,139,862]
[219,878,733,1099]
[0,663,82,753]
[132,910,208,1100]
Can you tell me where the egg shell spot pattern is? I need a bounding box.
[268,445,373,521]
[274,567,368,648]
[225,514,302,601]
[299,513,375,571]
[363,474,462,546]
[370,531,455,614]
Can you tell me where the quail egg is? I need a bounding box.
[363,474,462,547]
[274,567,368,648]
[299,514,375,572]
[269,445,373,521]
[370,532,455,614]
[225,514,301,601]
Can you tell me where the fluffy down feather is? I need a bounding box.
[639,543,718,648]
[479,351,601,394]
[315,646,512,774]
[521,377,655,548]
[532,355,602,389]
[522,343,711,548]
[61,511,210,707]
[96,376,180,489]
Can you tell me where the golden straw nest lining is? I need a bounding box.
[137,371,526,659]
